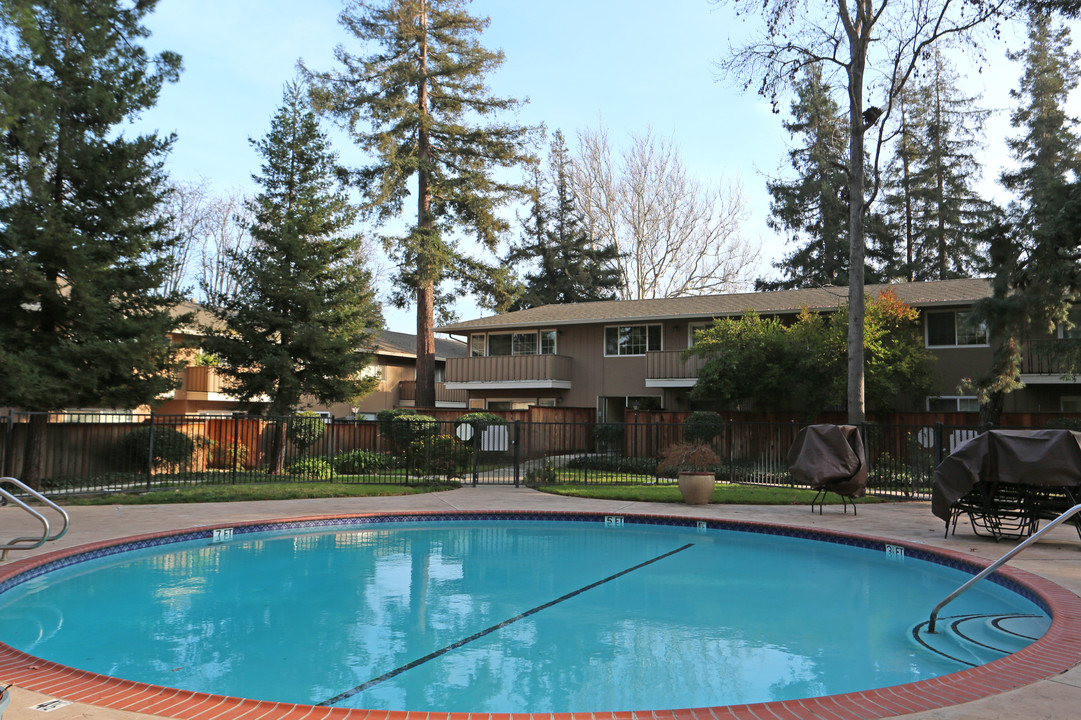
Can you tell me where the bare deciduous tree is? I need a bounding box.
[570,126,757,300]
[716,0,1011,423]
[199,191,254,306]
[156,179,212,297]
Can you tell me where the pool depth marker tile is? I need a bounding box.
[318,542,696,707]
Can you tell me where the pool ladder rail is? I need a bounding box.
[0,476,69,562]
[927,501,1081,634]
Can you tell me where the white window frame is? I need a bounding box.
[1060,396,1081,413]
[926,396,980,412]
[469,334,486,357]
[925,310,988,348]
[604,324,663,357]
[688,321,713,347]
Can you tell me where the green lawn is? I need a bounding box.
[60,481,460,505]
[534,482,885,505]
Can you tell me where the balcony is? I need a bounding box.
[173,366,246,401]
[398,381,468,407]
[1021,339,1081,384]
[645,350,707,387]
[445,355,573,389]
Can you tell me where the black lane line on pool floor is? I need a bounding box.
[317,542,695,707]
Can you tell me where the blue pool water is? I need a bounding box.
[0,518,1048,713]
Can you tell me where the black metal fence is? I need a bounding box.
[0,411,996,500]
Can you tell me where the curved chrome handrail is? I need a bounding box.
[0,476,70,561]
[928,502,1081,633]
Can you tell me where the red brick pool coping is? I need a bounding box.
[2,509,1080,720]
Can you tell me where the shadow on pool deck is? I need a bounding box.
[2,485,1081,720]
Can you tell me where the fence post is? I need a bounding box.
[2,408,13,478]
[934,422,945,467]
[513,420,521,488]
[231,413,240,485]
[471,421,479,487]
[146,413,155,491]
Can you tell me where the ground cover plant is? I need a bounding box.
[534,482,886,506]
[59,481,460,505]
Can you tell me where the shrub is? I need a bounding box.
[333,449,397,474]
[593,423,624,445]
[657,443,721,477]
[406,435,472,477]
[377,409,439,448]
[525,460,559,485]
[216,443,248,471]
[288,412,326,452]
[682,411,724,445]
[376,408,417,445]
[287,456,332,480]
[455,411,505,433]
[120,426,196,470]
[1045,416,1081,432]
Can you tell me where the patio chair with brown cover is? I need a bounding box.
[787,424,868,514]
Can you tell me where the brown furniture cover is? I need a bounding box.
[930,429,1081,522]
[786,424,868,497]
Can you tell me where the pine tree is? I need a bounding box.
[202,83,383,443]
[873,51,993,281]
[971,11,1081,422]
[506,131,621,310]
[304,0,537,408]
[869,90,920,282]
[758,65,851,290]
[907,49,993,280]
[0,0,183,413]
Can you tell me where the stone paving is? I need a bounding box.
[1,486,1080,719]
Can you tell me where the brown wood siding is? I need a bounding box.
[445,354,572,383]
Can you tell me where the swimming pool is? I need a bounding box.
[1,510,1080,720]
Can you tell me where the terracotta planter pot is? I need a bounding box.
[678,471,716,505]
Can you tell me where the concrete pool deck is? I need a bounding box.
[1,485,1080,720]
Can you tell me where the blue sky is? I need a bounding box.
[136,0,1074,333]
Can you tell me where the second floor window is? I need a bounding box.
[926,310,987,347]
[605,324,661,356]
[474,330,556,356]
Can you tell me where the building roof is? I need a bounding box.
[374,330,468,360]
[436,278,993,333]
[170,302,467,360]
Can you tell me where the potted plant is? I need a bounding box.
[658,442,721,505]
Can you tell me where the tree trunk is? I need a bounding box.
[413,0,436,410]
[272,418,287,475]
[416,282,436,409]
[20,413,47,490]
[847,28,868,426]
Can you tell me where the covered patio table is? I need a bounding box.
[931,428,1081,540]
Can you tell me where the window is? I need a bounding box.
[61,409,134,423]
[487,400,532,411]
[688,322,713,346]
[926,310,987,347]
[1061,397,1081,413]
[1057,307,1081,339]
[605,325,662,356]
[927,396,980,412]
[540,329,557,355]
[471,330,555,356]
[470,334,485,356]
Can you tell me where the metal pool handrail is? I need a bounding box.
[928,502,1081,633]
[0,476,70,562]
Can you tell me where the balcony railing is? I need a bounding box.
[398,381,468,405]
[645,350,707,383]
[180,365,233,395]
[1022,339,1081,378]
[445,355,572,385]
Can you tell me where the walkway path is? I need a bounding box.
[2,486,1080,719]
